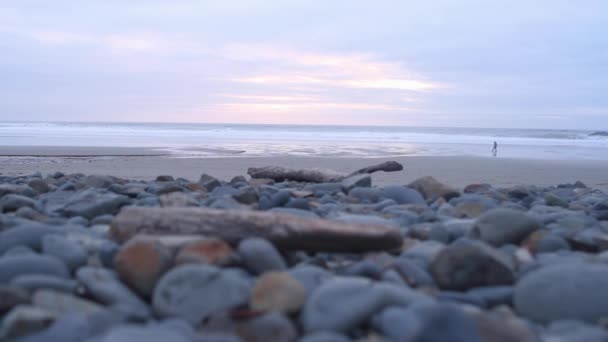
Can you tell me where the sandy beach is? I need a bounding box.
[1,145,607,190]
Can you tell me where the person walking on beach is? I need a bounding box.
[492,141,498,156]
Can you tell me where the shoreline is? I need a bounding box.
[1,145,607,191]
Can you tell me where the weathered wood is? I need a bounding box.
[247,160,404,183]
[349,161,404,176]
[247,166,346,183]
[110,207,403,252]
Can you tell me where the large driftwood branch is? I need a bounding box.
[110,207,403,252]
[247,166,346,183]
[247,160,403,183]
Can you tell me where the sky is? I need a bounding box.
[0,0,607,129]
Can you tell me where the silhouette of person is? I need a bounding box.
[492,141,498,157]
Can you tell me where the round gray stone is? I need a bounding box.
[237,238,286,275]
[0,255,70,283]
[153,264,251,324]
[41,235,88,272]
[514,263,608,323]
[472,208,541,246]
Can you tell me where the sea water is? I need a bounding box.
[1,121,607,160]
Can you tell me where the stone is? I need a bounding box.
[0,224,58,254]
[156,175,175,182]
[300,331,351,342]
[349,187,384,203]
[159,192,199,207]
[234,312,297,342]
[467,286,513,308]
[3,245,36,257]
[472,208,541,246]
[470,310,537,342]
[0,254,70,283]
[200,174,222,191]
[430,241,515,291]
[32,289,103,315]
[97,325,191,342]
[372,306,421,340]
[153,264,251,324]
[232,186,259,205]
[341,174,371,190]
[389,258,435,288]
[288,265,332,294]
[514,263,608,323]
[84,175,115,188]
[59,190,129,219]
[250,272,307,313]
[382,185,425,205]
[301,276,431,333]
[543,319,608,342]
[76,267,150,318]
[238,238,287,274]
[12,274,79,294]
[269,207,318,219]
[407,303,482,342]
[0,286,30,315]
[41,234,88,272]
[113,238,173,298]
[0,194,37,212]
[0,305,57,340]
[536,234,571,253]
[27,179,51,194]
[175,238,234,266]
[408,176,460,201]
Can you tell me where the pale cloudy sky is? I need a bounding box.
[0,0,607,128]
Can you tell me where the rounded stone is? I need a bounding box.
[41,235,88,272]
[175,238,234,266]
[153,264,251,324]
[250,272,307,313]
[301,277,430,333]
[0,254,70,283]
[0,225,57,254]
[237,238,286,275]
[472,208,541,247]
[381,186,425,205]
[514,263,608,323]
[0,194,37,213]
[430,241,515,291]
[114,238,173,297]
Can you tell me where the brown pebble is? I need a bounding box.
[175,238,234,266]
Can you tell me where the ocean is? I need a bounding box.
[1,121,607,160]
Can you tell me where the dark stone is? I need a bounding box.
[430,240,515,291]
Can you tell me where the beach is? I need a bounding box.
[1,145,608,190]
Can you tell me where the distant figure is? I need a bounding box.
[492,141,498,157]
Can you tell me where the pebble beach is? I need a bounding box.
[1,162,608,341]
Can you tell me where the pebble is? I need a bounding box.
[0,194,37,212]
[514,263,608,323]
[0,224,58,254]
[0,254,70,283]
[76,267,150,319]
[430,240,515,291]
[408,176,460,201]
[0,286,30,315]
[0,305,57,340]
[152,264,251,324]
[114,238,173,297]
[12,274,79,294]
[250,271,307,313]
[175,238,235,266]
[237,238,287,274]
[32,289,103,315]
[382,185,425,205]
[472,208,542,246]
[301,276,431,333]
[41,234,88,272]
[59,189,129,219]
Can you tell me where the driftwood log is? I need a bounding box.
[247,160,404,183]
[110,207,403,252]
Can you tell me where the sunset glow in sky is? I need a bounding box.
[0,1,607,128]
